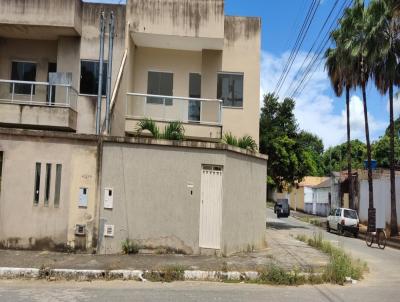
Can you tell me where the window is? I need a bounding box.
[217,73,243,107]
[80,60,107,95]
[44,163,51,206]
[335,208,341,216]
[11,61,37,95]
[33,162,41,205]
[344,209,358,219]
[188,73,201,122]
[147,71,173,105]
[54,164,62,208]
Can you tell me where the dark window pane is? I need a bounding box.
[34,162,41,205]
[54,164,62,208]
[189,73,201,122]
[44,163,51,206]
[217,73,243,107]
[147,71,173,105]
[11,62,37,95]
[344,209,358,219]
[80,60,107,95]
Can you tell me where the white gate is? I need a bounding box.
[199,166,223,249]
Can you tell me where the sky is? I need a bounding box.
[87,0,399,148]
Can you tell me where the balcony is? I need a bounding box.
[0,80,78,131]
[0,0,82,40]
[125,93,222,141]
[128,0,224,51]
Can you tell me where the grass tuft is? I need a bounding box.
[296,233,368,285]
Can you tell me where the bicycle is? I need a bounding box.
[365,228,387,249]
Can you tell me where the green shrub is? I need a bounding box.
[162,121,185,140]
[222,132,258,151]
[238,135,258,152]
[258,265,306,285]
[136,118,160,138]
[222,132,238,146]
[121,239,140,254]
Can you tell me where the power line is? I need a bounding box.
[289,0,352,99]
[273,0,321,96]
[284,0,340,97]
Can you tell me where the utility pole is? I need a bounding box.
[96,11,105,135]
[105,11,115,134]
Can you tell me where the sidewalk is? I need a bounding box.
[0,238,327,273]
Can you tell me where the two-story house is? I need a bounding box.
[0,0,266,255]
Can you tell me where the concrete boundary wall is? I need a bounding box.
[0,128,267,255]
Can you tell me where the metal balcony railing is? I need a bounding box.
[0,79,78,111]
[126,92,223,126]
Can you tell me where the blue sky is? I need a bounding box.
[87,0,398,148]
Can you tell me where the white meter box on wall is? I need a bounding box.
[104,188,114,209]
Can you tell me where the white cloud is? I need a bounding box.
[343,96,386,141]
[386,93,400,119]
[260,50,386,148]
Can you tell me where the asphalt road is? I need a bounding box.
[0,208,398,302]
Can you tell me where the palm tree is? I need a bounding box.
[368,0,400,236]
[341,0,375,227]
[325,28,356,209]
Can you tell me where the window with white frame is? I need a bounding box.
[217,72,243,107]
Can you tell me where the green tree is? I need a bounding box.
[372,135,400,169]
[369,0,400,236]
[260,93,325,192]
[323,140,367,174]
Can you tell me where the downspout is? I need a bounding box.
[105,12,115,134]
[96,12,105,135]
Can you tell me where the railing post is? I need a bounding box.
[30,84,33,104]
[200,100,203,124]
[11,83,15,102]
[143,96,146,117]
[66,86,69,107]
[219,101,223,125]
[49,84,52,105]
[163,97,166,121]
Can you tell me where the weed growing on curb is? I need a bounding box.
[143,265,186,282]
[296,233,368,284]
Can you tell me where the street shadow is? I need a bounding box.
[266,221,308,230]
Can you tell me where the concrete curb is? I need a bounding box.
[0,267,261,282]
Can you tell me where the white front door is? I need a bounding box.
[199,166,223,249]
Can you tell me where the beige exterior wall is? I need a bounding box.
[221,17,261,145]
[0,131,98,250]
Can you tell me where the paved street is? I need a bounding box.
[0,208,399,302]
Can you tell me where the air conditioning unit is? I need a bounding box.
[104,224,114,237]
[75,224,86,236]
